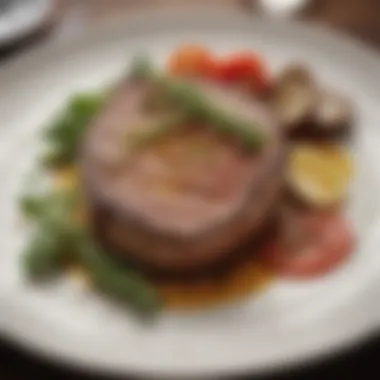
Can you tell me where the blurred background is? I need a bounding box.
[1,0,380,59]
[1,0,380,379]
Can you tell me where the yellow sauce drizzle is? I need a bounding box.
[157,261,273,309]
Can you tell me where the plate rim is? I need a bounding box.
[1,8,380,379]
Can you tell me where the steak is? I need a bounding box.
[80,79,285,271]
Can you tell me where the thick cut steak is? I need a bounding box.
[80,79,285,271]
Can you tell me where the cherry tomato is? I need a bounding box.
[261,211,354,278]
[167,44,215,77]
[213,52,269,92]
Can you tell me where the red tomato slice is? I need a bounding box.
[261,211,355,278]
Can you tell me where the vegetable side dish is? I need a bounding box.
[19,44,355,317]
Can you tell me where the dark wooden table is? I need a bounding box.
[1,0,380,379]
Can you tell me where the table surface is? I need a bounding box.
[1,0,380,379]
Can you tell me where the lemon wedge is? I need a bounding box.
[288,144,354,207]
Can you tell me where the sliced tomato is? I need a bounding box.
[166,44,215,77]
[261,211,354,278]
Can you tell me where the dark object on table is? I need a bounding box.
[0,331,379,379]
[0,0,57,58]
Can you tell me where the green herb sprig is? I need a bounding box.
[42,93,105,168]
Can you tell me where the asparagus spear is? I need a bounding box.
[77,234,161,317]
[128,58,266,150]
[129,54,155,81]
[162,78,267,148]
[206,108,265,151]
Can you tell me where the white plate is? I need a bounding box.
[1,9,380,379]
